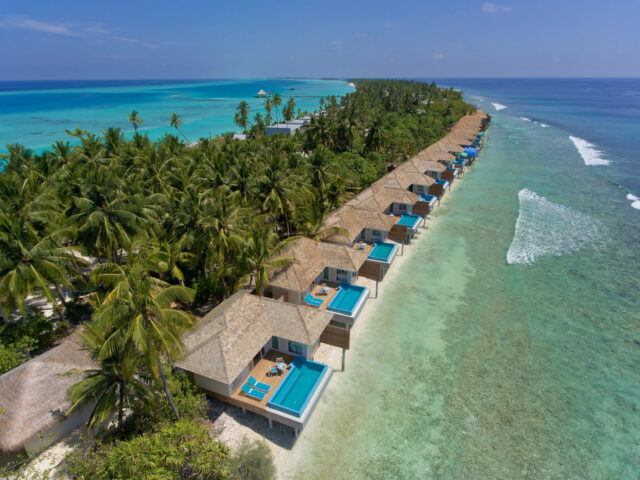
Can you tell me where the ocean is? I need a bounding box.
[290,79,640,479]
[0,78,354,153]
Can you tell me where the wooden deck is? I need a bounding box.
[223,350,295,414]
[308,283,339,311]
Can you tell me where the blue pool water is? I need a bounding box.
[267,356,328,418]
[396,214,421,228]
[435,178,449,185]
[327,283,368,317]
[419,194,437,205]
[368,241,397,263]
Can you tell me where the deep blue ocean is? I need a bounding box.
[1,78,638,478]
[290,79,640,479]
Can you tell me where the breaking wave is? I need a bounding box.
[627,194,640,210]
[507,189,607,265]
[569,136,610,165]
[521,116,532,121]
[492,103,507,111]
[540,123,548,128]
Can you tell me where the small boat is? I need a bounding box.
[254,89,269,98]
[290,87,295,91]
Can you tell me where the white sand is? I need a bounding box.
[205,179,466,479]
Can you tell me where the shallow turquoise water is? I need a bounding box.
[292,95,640,478]
[0,78,353,152]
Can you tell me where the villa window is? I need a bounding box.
[289,341,304,355]
[271,336,279,350]
[398,203,407,212]
[322,267,330,280]
[336,269,348,282]
[371,230,381,240]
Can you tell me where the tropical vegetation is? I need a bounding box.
[0,79,471,478]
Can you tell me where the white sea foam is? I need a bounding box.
[627,194,640,210]
[569,136,610,165]
[540,123,548,128]
[520,116,532,121]
[492,103,507,111]
[507,189,607,265]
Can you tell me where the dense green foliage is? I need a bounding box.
[0,309,68,374]
[66,419,230,479]
[0,79,470,478]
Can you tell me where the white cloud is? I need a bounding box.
[482,2,512,13]
[433,53,444,60]
[0,15,75,36]
[105,35,156,49]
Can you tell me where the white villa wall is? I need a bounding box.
[389,202,413,216]
[319,266,356,284]
[193,372,237,397]
[358,228,388,243]
[410,184,430,195]
[269,336,315,359]
[23,403,93,457]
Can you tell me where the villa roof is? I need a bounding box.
[269,237,367,291]
[410,156,446,174]
[324,205,396,244]
[0,336,95,453]
[176,293,333,384]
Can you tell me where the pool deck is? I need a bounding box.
[309,283,340,311]
[202,349,333,434]
[204,351,295,416]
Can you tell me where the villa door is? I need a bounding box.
[252,351,262,368]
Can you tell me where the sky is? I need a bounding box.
[1,0,639,80]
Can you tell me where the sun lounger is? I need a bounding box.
[247,375,270,392]
[304,293,324,307]
[241,383,266,401]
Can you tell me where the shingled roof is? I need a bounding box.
[324,205,397,244]
[268,238,368,291]
[176,293,333,384]
[0,337,95,453]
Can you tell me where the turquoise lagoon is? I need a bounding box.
[291,79,640,479]
[0,78,354,153]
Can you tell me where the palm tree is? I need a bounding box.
[0,213,80,319]
[90,261,195,419]
[234,101,250,131]
[305,115,335,150]
[241,223,297,296]
[264,99,273,125]
[364,115,390,153]
[169,113,190,143]
[272,93,282,124]
[283,97,296,122]
[127,110,144,134]
[65,322,152,435]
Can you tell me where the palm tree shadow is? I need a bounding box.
[205,398,297,450]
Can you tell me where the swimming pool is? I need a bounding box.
[435,179,450,189]
[327,283,369,317]
[267,356,328,418]
[419,193,437,205]
[368,241,398,263]
[396,214,421,229]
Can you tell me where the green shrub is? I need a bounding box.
[66,419,229,480]
[0,341,29,375]
[228,438,276,480]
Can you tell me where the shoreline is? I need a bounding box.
[12,110,487,479]
[207,111,487,478]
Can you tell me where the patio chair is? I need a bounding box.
[269,367,278,377]
[303,293,323,307]
[241,383,266,401]
[247,375,271,392]
[276,357,284,363]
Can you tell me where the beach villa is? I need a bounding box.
[0,339,95,460]
[263,238,370,328]
[176,292,341,436]
[410,158,450,196]
[374,165,439,214]
[324,205,401,284]
[265,123,304,136]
